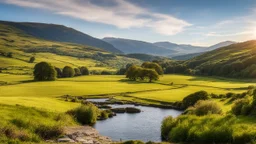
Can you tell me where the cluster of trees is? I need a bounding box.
[125,62,163,82]
[33,62,89,81]
[0,52,13,58]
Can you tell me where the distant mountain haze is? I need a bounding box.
[103,37,177,56]
[0,21,122,53]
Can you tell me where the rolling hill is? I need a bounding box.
[185,40,256,77]
[0,22,141,75]
[102,37,177,56]
[0,21,122,53]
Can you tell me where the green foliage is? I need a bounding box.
[67,104,99,125]
[34,124,63,139]
[182,91,210,109]
[192,100,222,116]
[232,97,253,116]
[141,62,163,75]
[29,57,35,63]
[122,140,144,144]
[33,62,57,81]
[7,52,13,58]
[161,114,256,143]
[101,70,113,75]
[54,67,62,78]
[126,64,159,82]
[62,66,75,78]
[80,66,89,75]
[74,68,81,76]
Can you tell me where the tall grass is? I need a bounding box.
[161,114,256,143]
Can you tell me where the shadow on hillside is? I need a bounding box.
[187,76,255,84]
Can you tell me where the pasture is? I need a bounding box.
[0,74,253,112]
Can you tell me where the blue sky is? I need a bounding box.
[0,0,256,46]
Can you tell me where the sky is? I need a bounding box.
[0,0,256,46]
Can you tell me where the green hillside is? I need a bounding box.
[162,40,256,78]
[0,23,141,75]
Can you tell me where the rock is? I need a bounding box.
[82,139,93,144]
[125,107,141,113]
[111,108,126,113]
[57,137,75,143]
[75,137,87,142]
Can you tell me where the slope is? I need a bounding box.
[0,20,122,53]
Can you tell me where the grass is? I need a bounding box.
[0,74,253,112]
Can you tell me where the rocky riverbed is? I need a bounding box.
[56,126,113,144]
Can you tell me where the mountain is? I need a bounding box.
[123,53,169,61]
[154,42,207,56]
[102,37,177,56]
[0,21,122,53]
[206,41,236,51]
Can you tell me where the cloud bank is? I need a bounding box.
[2,0,191,35]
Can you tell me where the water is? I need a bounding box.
[93,103,182,142]
[86,98,109,102]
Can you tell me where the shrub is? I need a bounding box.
[7,52,13,58]
[193,100,222,116]
[29,57,35,63]
[182,91,209,109]
[33,62,57,81]
[35,124,63,139]
[67,104,99,125]
[80,66,89,75]
[74,68,81,76]
[232,97,253,115]
[160,114,254,143]
[54,67,62,78]
[62,66,75,78]
[100,110,109,120]
[101,71,112,75]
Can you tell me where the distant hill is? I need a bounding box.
[0,21,122,53]
[154,42,207,56]
[123,53,168,61]
[0,23,141,75]
[102,37,177,56]
[206,41,236,51]
[172,52,204,60]
[185,40,256,77]
[154,41,236,57]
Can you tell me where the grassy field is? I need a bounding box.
[0,74,254,112]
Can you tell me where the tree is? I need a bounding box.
[74,68,81,76]
[125,65,139,80]
[116,68,126,75]
[55,67,62,78]
[142,68,159,82]
[29,57,35,63]
[141,62,163,75]
[80,66,89,75]
[7,52,13,58]
[62,66,75,78]
[182,91,209,109]
[33,62,57,81]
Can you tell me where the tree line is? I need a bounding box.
[33,62,89,81]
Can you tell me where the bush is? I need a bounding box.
[232,97,253,115]
[160,114,256,143]
[74,68,81,76]
[54,67,62,78]
[62,66,75,78]
[29,57,35,63]
[7,52,13,58]
[182,91,209,109]
[33,62,57,81]
[101,71,112,75]
[35,124,63,139]
[80,66,89,75]
[123,140,144,144]
[67,104,99,125]
[193,100,222,116]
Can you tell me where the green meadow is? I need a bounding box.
[0,74,253,112]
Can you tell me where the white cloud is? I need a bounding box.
[206,31,252,37]
[1,0,191,35]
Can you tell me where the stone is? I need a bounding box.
[82,139,94,144]
[57,137,75,143]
